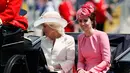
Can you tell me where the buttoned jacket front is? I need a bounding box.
[41,34,75,73]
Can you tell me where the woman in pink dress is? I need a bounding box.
[76,2,111,73]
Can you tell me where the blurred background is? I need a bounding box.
[22,0,130,36]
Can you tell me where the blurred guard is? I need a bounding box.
[0,0,28,30]
[0,0,28,49]
[0,0,38,73]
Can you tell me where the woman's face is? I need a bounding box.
[42,23,56,39]
[78,17,93,31]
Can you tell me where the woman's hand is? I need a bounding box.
[0,19,2,25]
[53,64,61,69]
[78,69,86,73]
[48,65,54,71]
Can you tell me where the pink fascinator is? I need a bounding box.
[76,1,95,19]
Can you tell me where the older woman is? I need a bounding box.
[76,2,111,73]
[34,11,75,73]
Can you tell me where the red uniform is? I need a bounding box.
[0,0,28,30]
[59,1,75,32]
[93,0,107,24]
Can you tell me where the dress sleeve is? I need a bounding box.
[77,35,85,70]
[0,0,22,24]
[60,36,75,73]
[89,32,111,72]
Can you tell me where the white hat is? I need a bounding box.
[34,11,68,28]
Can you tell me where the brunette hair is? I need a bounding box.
[89,11,96,28]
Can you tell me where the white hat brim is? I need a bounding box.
[34,17,68,28]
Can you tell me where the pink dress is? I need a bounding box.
[77,30,111,73]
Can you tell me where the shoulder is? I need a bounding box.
[78,33,84,37]
[78,33,84,39]
[41,36,50,42]
[41,36,46,39]
[62,34,75,45]
[95,30,107,36]
[64,34,75,41]
[41,36,46,42]
[94,30,108,40]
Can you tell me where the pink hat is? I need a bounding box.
[76,1,95,20]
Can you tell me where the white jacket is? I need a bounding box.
[41,34,75,73]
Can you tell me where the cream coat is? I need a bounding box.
[41,34,75,73]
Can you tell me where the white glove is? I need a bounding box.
[0,19,2,25]
[48,65,55,71]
